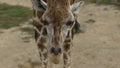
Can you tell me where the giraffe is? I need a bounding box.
[31,0,84,68]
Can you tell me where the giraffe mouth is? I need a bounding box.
[49,53,62,64]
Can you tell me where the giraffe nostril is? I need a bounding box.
[51,47,55,53]
[58,48,62,53]
[51,47,62,55]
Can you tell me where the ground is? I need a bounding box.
[0,0,120,68]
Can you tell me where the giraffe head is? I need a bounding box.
[32,0,84,64]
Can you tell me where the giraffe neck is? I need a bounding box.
[33,9,48,44]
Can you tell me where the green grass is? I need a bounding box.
[99,0,110,4]
[0,4,32,29]
[116,3,120,9]
[84,0,96,3]
[101,0,110,4]
[85,0,120,4]
[85,0,113,4]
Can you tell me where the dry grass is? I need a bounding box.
[18,59,40,68]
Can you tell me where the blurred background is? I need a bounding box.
[0,0,120,68]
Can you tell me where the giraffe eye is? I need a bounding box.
[66,21,74,26]
[41,19,49,25]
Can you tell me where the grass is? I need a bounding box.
[20,27,34,36]
[85,0,120,9]
[18,59,40,68]
[0,4,32,29]
[22,36,32,42]
[20,27,34,42]
[85,0,112,4]
[116,3,120,9]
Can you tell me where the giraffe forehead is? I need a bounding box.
[43,10,74,25]
[48,0,70,8]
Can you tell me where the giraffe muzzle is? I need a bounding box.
[49,47,62,64]
[50,47,62,56]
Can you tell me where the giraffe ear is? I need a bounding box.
[70,1,84,13]
[31,0,47,12]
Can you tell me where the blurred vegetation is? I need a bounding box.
[84,0,120,4]
[0,4,32,29]
[20,27,34,36]
[20,27,34,42]
[84,0,120,9]
[18,59,40,68]
[0,31,3,34]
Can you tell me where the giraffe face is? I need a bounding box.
[41,10,74,51]
[38,10,75,64]
[32,0,84,64]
